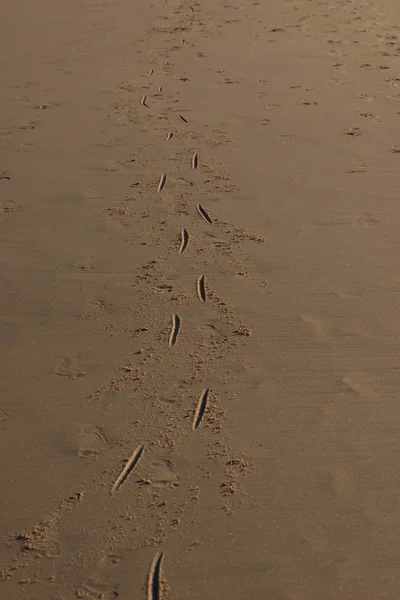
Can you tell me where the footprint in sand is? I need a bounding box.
[16,529,62,559]
[156,284,173,294]
[357,93,375,103]
[159,395,182,406]
[76,579,119,599]
[55,357,86,380]
[77,424,109,458]
[95,160,125,173]
[148,459,179,488]
[0,201,22,217]
[72,256,97,272]
[82,298,108,319]
[196,323,226,345]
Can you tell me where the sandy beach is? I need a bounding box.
[1,0,400,598]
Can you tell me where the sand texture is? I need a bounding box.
[1,0,400,598]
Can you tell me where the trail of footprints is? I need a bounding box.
[107,12,236,595]
[36,4,258,594]
[106,34,221,590]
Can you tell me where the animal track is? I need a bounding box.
[141,95,149,107]
[197,203,212,224]
[111,443,145,494]
[197,275,207,302]
[166,132,173,141]
[157,174,167,192]
[192,388,210,430]
[178,113,188,123]
[168,314,181,348]
[147,551,164,600]
[179,228,189,254]
[192,152,199,169]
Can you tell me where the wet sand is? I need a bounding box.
[1,0,400,598]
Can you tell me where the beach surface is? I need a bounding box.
[1,0,400,598]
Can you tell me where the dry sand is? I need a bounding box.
[1,0,400,598]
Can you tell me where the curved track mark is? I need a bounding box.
[192,152,199,170]
[111,443,145,494]
[192,388,210,430]
[147,551,164,600]
[157,174,167,192]
[169,314,181,348]
[197,204,212,224]
[197,275,207,302]
[179,228,190,254]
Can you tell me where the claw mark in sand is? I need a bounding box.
[141,95,149,107]
[159,86,163,93]
[192,152,199,170]
[147,551,164,600]
[197,275,207,302]
[178,113,188,123]
[157,174,167,192]
[111,443,145,494]
[148,68,154,76]
[166,132,173,141]
[169,314,181,348]
[197,203,212,224]
[192,388,210,430]
[179,228,189,254]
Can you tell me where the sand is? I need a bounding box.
[1,0,400,598]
